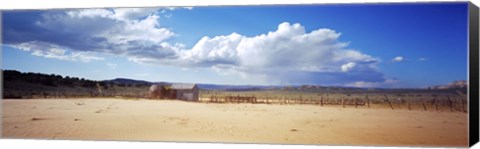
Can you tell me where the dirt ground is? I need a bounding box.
[1,98,468,147]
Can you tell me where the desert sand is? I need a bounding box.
[1,98,468,147]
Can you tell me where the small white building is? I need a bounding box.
[170,83,199,101]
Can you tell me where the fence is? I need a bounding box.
[200,92,467,112]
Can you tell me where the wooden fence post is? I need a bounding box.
[454,97,458,112]
[407,98,411,111]
[320,95,324,106]
[422,102,427,111]
[421,97,427,111]
[384,95,394,110]
[447,96,453,112]
[456,91,467,113]
[366,94,370,108]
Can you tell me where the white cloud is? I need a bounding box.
[112,8,160,21]
[16,8,179,63]
[65,8,177,21]
[173,22,383,85]
[10,41,104,62]
[156,7,193,14]
[5,8,390,86]
[179,32,243,66]
[65,8,175,46]
[66,9,113,19]
[111,22,385,86]
[69,52,105,62]
[97,14,174,45]
[341,62,357,72]
[178,22,377,70]
[391,56,404,62]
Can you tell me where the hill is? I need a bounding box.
[427,80,468,90]
[104,78,153,85]
[2,70,150,99]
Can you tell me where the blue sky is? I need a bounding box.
[1,2,469,88]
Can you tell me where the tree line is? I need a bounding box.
[3,69,99,88]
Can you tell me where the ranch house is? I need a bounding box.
[169,83,199,102]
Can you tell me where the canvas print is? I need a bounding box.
[1,2,471,147]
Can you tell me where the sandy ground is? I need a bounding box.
[1,98,468,147]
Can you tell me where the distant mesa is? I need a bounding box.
[104,78,155,85]
[427,80,467,90]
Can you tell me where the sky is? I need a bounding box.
[1,2,469,88]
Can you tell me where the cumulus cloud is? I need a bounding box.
[5,7,179,63]
[173,22,384,85]
[391,56,404,62]
[3,8,391,86]
[179,23,378,69]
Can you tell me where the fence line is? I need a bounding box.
[201,93,466,112]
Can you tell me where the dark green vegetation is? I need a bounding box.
[2,70,151,99]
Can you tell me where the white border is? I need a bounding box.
[0,0,478,149]
[0,139,459,149]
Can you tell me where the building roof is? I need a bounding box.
[170,83,197,90]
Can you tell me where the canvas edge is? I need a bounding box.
[468,1,480,147]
